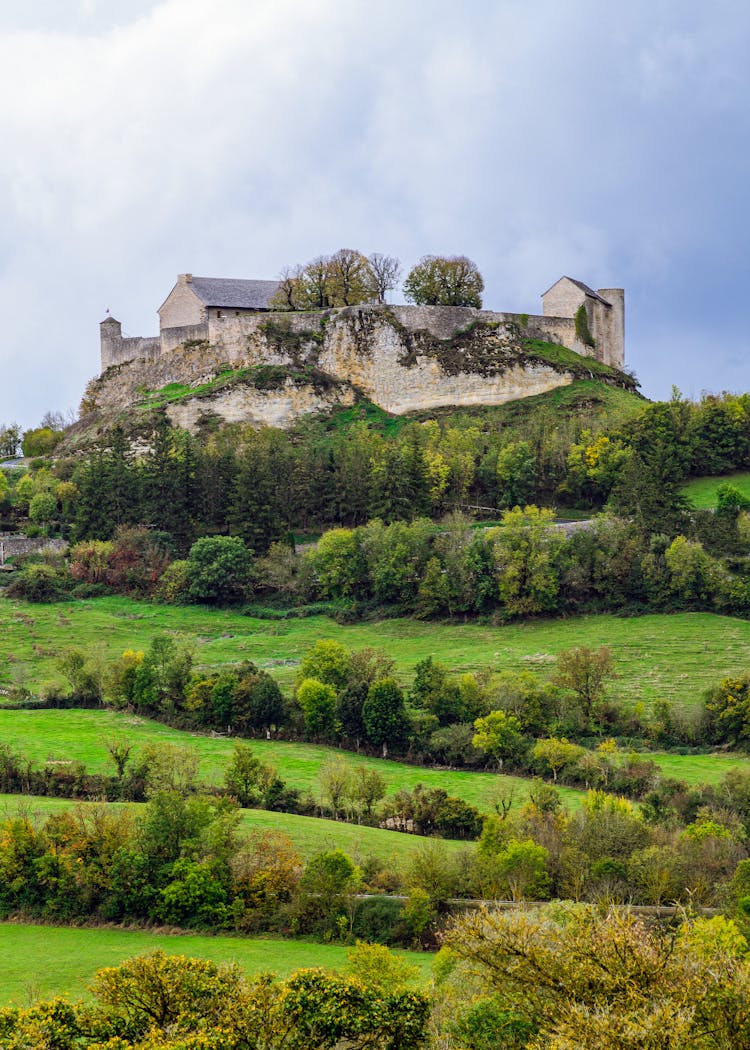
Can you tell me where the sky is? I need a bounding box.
[2,0,750,428]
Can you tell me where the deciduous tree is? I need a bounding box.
[403,254,484,308]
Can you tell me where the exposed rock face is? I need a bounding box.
[165,381,356,430]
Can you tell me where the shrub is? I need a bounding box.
[7,562,70,601]
[185,536,254,605]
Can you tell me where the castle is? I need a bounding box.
[90,275,627,431]
[100,274,625,373]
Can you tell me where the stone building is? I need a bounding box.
[541,277,624,369]
[157,274,281,353]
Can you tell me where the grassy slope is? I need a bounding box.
[0,708,583,811]
[0,923,432,1006]
[0,793,471,863]
[302,378,646,442]
[3,595,750,712]
[681,472,750,509]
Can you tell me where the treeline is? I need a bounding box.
[10,500,750,623]
[6,770,750,940]
[0,792,433,942]
[7,390,750,554]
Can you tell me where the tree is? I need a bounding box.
[224,743,275,807]
[270,249,378,310]
[0,422,21,458]
[442,904,750,1049]
[231,665,285,734]
[553,645,615,729]
[472,711,525,768]
[90,950,241,1033]
[131,635,193,716]
[350,765,387,819]
[705,675,750,746]
[139,743,200,797]
[496,440,537,509]
[319,756,353,820]
[28,490,58,529]
[368,253,402,303]
[306,528,367,599]
[403,254,484,308]
[532,737,585,782]
[664,535,723,606]
[362,678,408,752]
[327,248,376,305]
[299,639,352,694]
[57,648,102,703]
[297,678,338,740]
[185,535,253,605]
[494,838,551,901]
[490,505,562,616]
[21,426,61,457]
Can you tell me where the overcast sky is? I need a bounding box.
[2,0,749,428]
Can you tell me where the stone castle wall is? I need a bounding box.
[87,305,617,432]
[100,334,161,369]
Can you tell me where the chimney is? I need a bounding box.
[178,273,193,284]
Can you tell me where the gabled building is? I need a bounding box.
[541,276,624,369]
[158,274,281,352]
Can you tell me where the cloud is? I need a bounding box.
[2,0,750,423]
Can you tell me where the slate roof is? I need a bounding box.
[188,277,281,310]
[542,276,612,307]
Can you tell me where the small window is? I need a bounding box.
[235,310,239,316]
[216,310,222,318]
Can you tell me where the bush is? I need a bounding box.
[156,559,190,603]
[351,896,405,945]
[7,562,71,601]
[185,536,254,605]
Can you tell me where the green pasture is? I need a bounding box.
[681,472,750,509]
[0,923,432,1006]
[0,793,470,864]
[2,594,749,712]
[649,751,750,786]
[0,708,584,811]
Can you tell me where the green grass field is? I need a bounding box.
[0,792,471,864]
[0,708,584,811]
[649,751,750,786]
[0,923,432,1006]
[2,595,749,712]
[681,472,750,509]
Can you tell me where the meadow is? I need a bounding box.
[3,594,750,713]
[0,792,471,864]
[681,471,750,508]
[0,708,585,810]
[0,923,432,1006]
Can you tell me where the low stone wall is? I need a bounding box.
[0,534,67,561]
